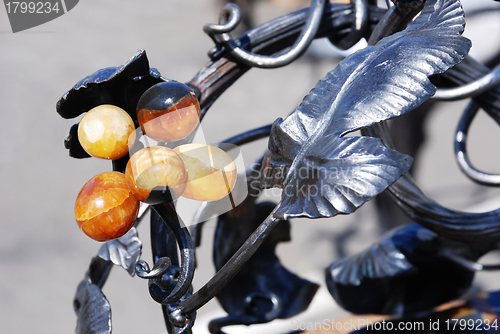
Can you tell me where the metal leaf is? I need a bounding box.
[56,49,164,120]
[273,136,412,219]
[98,227,142,276]
[282,0,470,140]
[260,0,470,220]
[327,224,436,287]
[74,280,111,334]
[325,223,493,315]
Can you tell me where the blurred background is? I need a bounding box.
[1,0,500,333]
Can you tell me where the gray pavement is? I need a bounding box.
[1,0,500,333]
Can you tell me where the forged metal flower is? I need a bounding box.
[56,50,166,159]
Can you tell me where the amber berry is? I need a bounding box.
[137,81,200,143]
[75,172,139,242]
[78,104,136,160]
[174,144,237,202]
[125,146,188,204]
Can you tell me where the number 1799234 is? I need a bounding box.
[5,2,60,14]
[445,318,498,331]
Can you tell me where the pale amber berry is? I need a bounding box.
[78,105,136,160]
[174,144,237,202]
[125,146,188,204]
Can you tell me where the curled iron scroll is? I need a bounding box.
[455,101,500,186]
[433,64,500,101]
[204,0,326,68]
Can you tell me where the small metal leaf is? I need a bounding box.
[56,50,166,159]
[56,49,164,120]
[74,280,111,334]
[260,0,470,220]
[327,224,436,287]
[98,227,142,276]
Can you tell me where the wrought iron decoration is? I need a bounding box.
[56,0,500,333]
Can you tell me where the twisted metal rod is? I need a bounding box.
[204,0,326,68]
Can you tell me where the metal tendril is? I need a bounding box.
[455,101,500,186]
[135,257,172,279]
[434,64,500,101]
[150,203,195,305]
[204,0,326,68]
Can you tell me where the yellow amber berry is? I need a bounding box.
[125,146,188,204]
[174,144,237,202]
[78,105,136,160]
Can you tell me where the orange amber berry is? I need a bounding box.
[174,144,237,202]
[137,81,200,143]
[75,172,139,242]
[78,105,136,160]
[125,146,188,204]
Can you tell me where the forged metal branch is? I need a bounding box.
[177,210,280,315]
[434,64,500,101]
[204,0,326,68]
[358,0,500,242]
[220,124,272,146]
[455,101,500,186]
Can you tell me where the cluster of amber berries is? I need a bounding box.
[74,81,237,242]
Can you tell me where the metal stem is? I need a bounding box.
[177,210,280,314]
